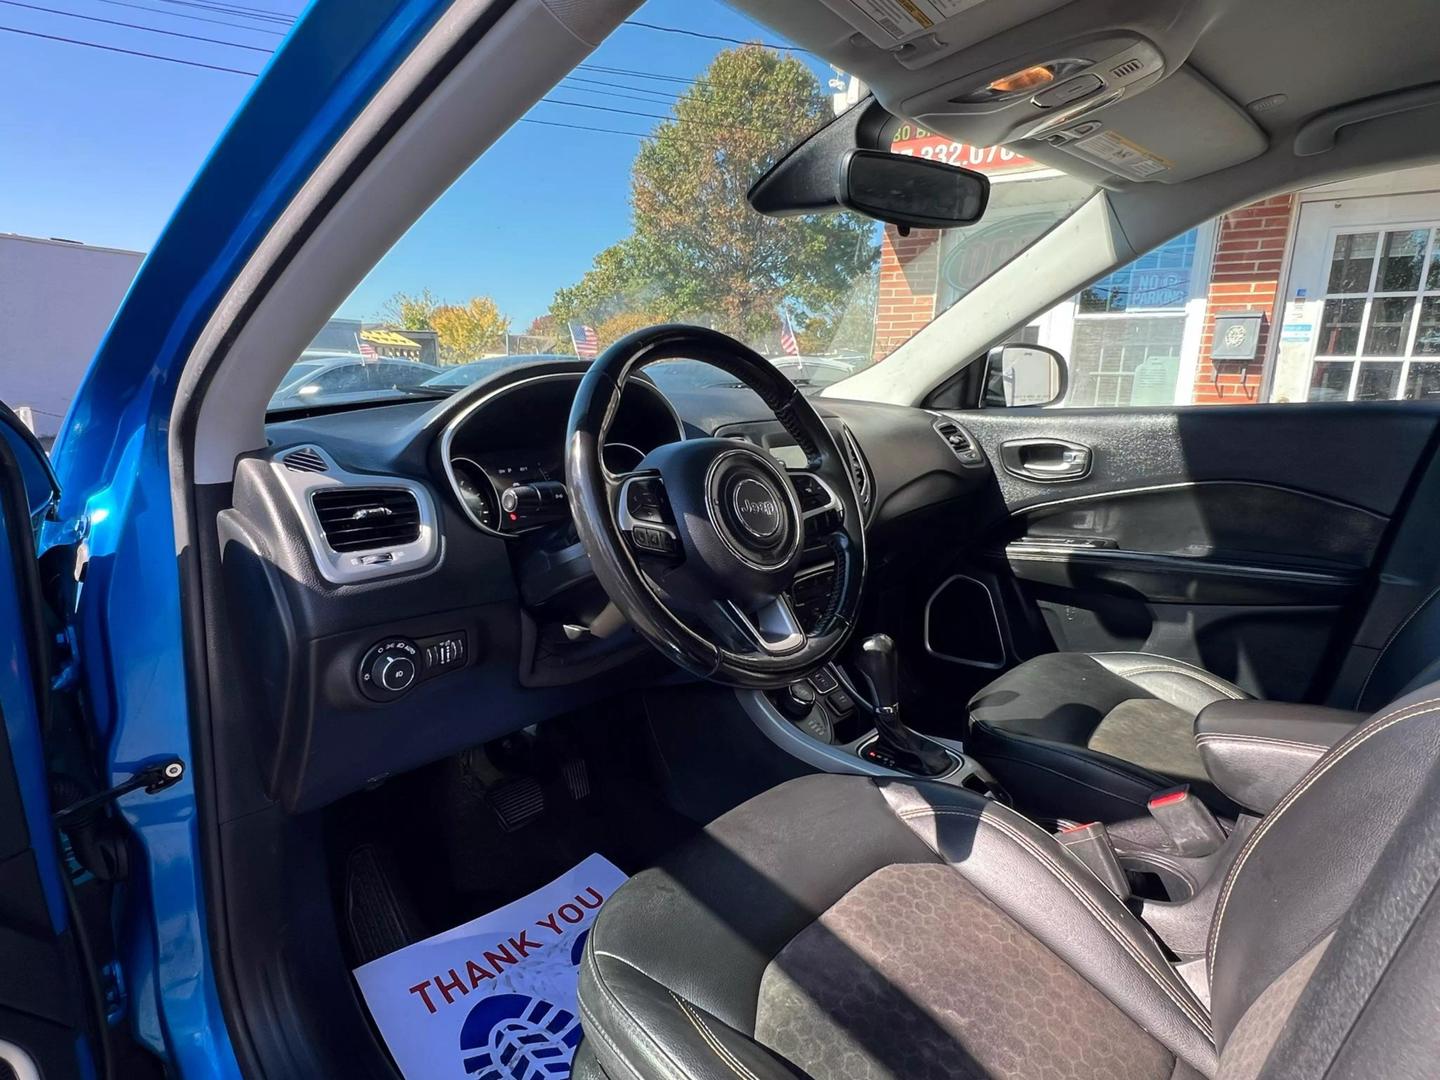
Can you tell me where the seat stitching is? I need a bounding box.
[897,805,1213,1036]
[1206,696,1440,978]
[585,946,700,1080]
[671,993,761,1080]
[976,721,1173,792]
[1194,734,1330,753]
[576,995,647,1080]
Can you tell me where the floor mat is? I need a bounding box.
[354,853,627,1080]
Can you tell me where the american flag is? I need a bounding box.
[569,321,600,360]
[357,336,378,362]
[778,309,800,358]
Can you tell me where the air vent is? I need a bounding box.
[933,418,985,467]
[1110,57,1144,80]
[840,427,872,514]
[282,446,328,474]
[312,488,421,552]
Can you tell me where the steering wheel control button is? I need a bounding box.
[624,476,672,525]
[358,638,421,702]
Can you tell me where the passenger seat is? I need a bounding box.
[968,598,1440,822]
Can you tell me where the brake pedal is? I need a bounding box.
[486,777,545,832]
[561,757,591,801]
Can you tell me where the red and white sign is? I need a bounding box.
[890,125,1040,177]
[354,853,627,1080]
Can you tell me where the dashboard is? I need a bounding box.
[225,358,998,813]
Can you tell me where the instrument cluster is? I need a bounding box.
[439,370,679,539]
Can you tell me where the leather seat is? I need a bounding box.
[967,651,1253,823]
[577,682,1440,1079]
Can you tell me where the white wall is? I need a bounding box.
[0,235,143,438]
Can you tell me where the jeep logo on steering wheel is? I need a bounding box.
[730,477,783,540]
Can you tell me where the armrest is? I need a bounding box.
[1195,701,1366,815]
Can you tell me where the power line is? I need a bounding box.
[153,0,291,26]
[0,0,273,51]
[539,97,769,134]
[519,117,725,153]
[578,62,694,86]
[91,0,285,35]
[0,21,260,72]
[560,75,683,103]
[620,18,809,54]
[558,78,684,108]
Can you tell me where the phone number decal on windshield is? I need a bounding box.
[889,127,1040,175]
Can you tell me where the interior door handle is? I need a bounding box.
[999,438,1092,483]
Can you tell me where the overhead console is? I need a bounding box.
[739,0,1268,184]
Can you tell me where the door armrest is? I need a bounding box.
[1195,701,1366,815]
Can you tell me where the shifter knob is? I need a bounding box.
[856,634,900,712]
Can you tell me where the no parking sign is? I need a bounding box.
[354,853,628,1079]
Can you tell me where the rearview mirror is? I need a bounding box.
[839,149,989,230]
[983,344,1067,407]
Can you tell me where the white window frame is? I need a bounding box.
[1308,220,1440,401]
[1035,217,1216,407]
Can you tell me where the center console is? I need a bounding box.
[738,633,1009,804]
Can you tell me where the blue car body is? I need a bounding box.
[1,2,455,1074]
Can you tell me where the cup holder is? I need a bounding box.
[1119,853,1195,904]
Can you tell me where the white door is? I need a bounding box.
[1272,190,1440,403]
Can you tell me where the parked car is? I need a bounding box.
[267,354,442,410]
[6,1,1440,1078]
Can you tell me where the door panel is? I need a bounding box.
[951,402,1440,701]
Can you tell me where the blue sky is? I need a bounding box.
[0,0,833,327]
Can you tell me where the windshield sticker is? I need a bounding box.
[1075,130,1173,179]
[354,853,628,1080]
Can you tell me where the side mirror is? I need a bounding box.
[982,344,1067,408]
[838,149,989,230]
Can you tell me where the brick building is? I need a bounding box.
[876,134,1440,407]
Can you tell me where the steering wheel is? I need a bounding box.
[566,324,866,689]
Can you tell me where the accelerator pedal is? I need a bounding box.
[561,757,591,801]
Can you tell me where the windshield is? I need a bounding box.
[268,0,1094,412]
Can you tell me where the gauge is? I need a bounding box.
[603,441,646,474]
[451,457,498,531]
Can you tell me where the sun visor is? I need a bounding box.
[1034,65,1268,183]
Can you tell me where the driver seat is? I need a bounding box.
[576,681,1440,1079]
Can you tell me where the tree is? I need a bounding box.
[429,296,510,362]
[378,288,442,331]
[549,46,878,344]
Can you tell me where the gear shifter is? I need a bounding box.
[853,634,952,777]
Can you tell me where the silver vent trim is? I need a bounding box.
[269,444,439,584]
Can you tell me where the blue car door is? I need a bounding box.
[0,401,104,1079]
